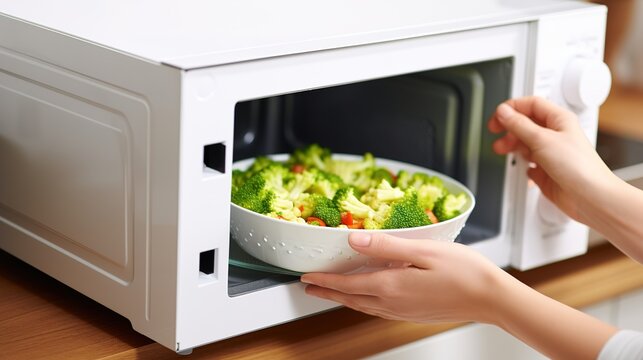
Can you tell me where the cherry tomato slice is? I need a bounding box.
[292,164,305,173]
[341,212,354,226]
[347,219,364,229]
[306,216,326,227]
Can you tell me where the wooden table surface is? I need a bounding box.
[3,242,643,360]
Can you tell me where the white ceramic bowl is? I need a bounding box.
[230,154,475,273]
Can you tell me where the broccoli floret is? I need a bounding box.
[308,168,345,198]
[310,194,342,227]
[231,169,246,189]
[246,156,279,176]
[409,173,432,189]
[351,168,376,194]
[293,193,341,227]
[360,179,405,209]
[260,164,291,199]
[284,170,316,200]
[396,170,412,189]
[325,153,376,189]
[288,144,332,171]
[231,169,246,198]
[394,171,447,211]
[294,193,314,218]
[231,173,274,214]
[417,177,447,211]
[231,165,295,215]
[380,188,431,229]
[264,193,297,219]
[363,204,391,230]
[374,179,405,202]
[372,167,395,186]
[433,193,468,221]
[333,187,376,220]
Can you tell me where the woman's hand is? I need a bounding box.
[301,232,512,324]
[488,96,618,223]
[302,232,618,360]
[488,96,643,262]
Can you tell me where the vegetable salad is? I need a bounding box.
[231,144,468,230]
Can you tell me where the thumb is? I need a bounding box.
[348,232,431,268]
[495,103,545,150]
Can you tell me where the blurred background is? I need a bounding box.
[591,0,643,170]
[593,0,643,137]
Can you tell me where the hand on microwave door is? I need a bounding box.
[489,96,643,263]
[301,232,618,360]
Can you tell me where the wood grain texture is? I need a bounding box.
[3,243,643,360]
[599,84,643,140]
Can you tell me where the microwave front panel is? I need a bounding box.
[510,6,607,270]
[175,23,529,349]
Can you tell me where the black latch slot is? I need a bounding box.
[199,249,216,276]
[204,142,226,174]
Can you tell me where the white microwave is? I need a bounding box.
[0,0,610,354]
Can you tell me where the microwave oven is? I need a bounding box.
[0,0,610,354]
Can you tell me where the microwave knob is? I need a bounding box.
[562,58,611,109]
[537,195,570,226]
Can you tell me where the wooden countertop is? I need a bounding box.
[3,243,643,360]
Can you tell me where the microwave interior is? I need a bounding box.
[225,58,513,296]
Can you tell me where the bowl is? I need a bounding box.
[230,154,475,273]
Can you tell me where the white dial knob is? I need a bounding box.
[562,58,611,109]
[537,195,569,226]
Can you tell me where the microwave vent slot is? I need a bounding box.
[199,249,218,282]
[204,142,226,175]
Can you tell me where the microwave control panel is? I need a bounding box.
[512,6,609,270]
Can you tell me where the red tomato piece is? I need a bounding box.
[306,216,326,227]
[292,164,305,173]
[347,219,364,229]
[341,212,354,226]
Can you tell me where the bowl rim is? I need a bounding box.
[230,153,476,233]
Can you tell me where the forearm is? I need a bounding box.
[579,174,643,263]
[487,275,617,359]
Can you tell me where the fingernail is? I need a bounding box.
[349,233,371,247]
[300,275,312,284]
[497,103,514,120]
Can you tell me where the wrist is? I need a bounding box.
[573,164,622,224]
[474,268,523,326]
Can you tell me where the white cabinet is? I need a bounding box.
[615,290,643,332]
[367,324,547,360]
[367,288,643,360]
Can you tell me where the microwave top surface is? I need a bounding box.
[0,0,598,69]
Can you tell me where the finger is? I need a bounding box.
[492,133,520,154]
[304,284,381,312]
[488,113,506,134]
[487,113,507,134]
[494,102,550,150]
[348,232,433,268]
[527,166,552,198]
[506,96,574,131]
[301,271,385,296]
[515,142,533,162]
